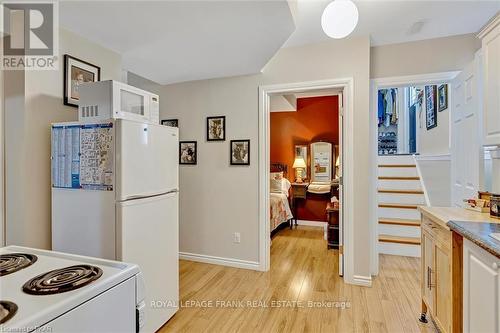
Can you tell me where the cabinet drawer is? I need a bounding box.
[422,216,451,251]
[293,186,307,198]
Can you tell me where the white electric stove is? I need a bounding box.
[0,246,145,332]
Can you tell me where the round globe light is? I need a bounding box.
[321,0,359,39]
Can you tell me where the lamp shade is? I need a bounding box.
[292,157,306,169]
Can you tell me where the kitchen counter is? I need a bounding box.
[447,221,500,259]
[418,206,499,230]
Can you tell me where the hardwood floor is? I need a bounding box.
[160,226,437,332]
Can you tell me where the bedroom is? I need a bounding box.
[268,90,342,267]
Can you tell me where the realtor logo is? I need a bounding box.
[1,1,59,70]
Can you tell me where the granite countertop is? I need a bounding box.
[418,206,500,230]
[447,221,500,259]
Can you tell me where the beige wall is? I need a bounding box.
[371,34,481,79]
[5,28,122,249]
[160,37,372,277]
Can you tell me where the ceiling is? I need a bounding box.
[60,1,499,85]
[285,0,500,48]
[60,1,295,85]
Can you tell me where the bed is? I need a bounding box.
[270,163,293,233]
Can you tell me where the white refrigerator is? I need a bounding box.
[51,118,179,332]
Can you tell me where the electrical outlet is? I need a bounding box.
[233,232,241,244]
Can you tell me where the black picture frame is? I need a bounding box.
[63,54,101,108]
[161,119,179,127]
[425,85,438,130]
[179,141,197,165]
[438,84,448,112]
[230,140,250,166]
[206,116,226,141]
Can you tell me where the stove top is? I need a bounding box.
[23,265,103,295]
[0,253,38,276]
[0,246,140,331]
[0,301,18,324]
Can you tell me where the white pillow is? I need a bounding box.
[282,178,291,196]
[270,172,283,193]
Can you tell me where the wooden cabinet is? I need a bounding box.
[463,239,500,333]
[479,14,500,146]
[420,215,458,333]
[290,183,308,226]
[421,230,434,313]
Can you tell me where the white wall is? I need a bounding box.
[0,52,4,246]
[415,157,452,206]
[160,37,371,278]
[4,28,122,249]
[417,93,451,155]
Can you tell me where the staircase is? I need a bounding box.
[377,155,425,257]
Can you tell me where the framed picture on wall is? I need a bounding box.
[207,116,225,141]
[230,140,250,165]
[438,84,448,112]
[161,119,179,127]
[179,141,197,165]
[64,54,100,107]
[425,85,437,130]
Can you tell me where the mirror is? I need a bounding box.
[294,145,308,180]
[310,142,333,183]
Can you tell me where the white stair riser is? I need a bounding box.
[378,193,425,205]
[378,179,422,190]
[378,242,421,257]
[378,155,415,165]
[378,167,418,178]
[378,224,421,238]
[378,207,421,220]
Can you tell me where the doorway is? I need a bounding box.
[258,78,355,284]
[370,72,459,275]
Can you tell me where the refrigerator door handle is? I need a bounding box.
[120,189,178,202]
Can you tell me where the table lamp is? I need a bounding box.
[292,157,307,183]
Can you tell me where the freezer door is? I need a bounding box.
[116,192,179,332]
[52,188,116,260]
[115,119,178,200]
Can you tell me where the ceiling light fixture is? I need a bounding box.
[321,0,359,39]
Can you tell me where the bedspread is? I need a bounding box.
[270,192,293,232]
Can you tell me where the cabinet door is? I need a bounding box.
[422,231,434,312]
[463,239,500,333]
[482,22,500,146]
[434,242,452,333]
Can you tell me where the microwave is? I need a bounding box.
[78,80,160,124]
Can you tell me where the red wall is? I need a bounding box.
[270,96,339,222]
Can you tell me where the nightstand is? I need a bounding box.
[290,182,309,227]
[326,202,339,249]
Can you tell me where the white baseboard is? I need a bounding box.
[296,220,327,227]
[179,252,260,270]
[352,275,372,287]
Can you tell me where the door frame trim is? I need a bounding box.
[258,78,356,284]
[370,71,459,276]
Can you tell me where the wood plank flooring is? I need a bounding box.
[159,226,437,333]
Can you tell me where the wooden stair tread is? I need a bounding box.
[378,189,424,194]
[379,234,421,245]
[378,176,420,180]
[378,164,416,168]
[378,218,421,226]
[378,203,419,209]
